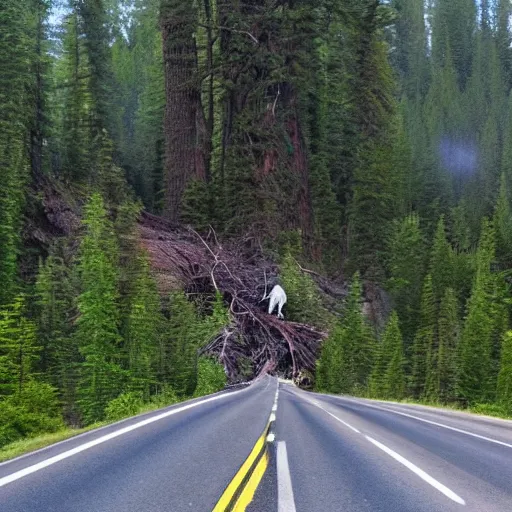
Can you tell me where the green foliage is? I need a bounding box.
[181,180,212,232]
[0,382,64,449]
[0,0,38,306]
[194,357,227,397]
[126,255,163,400]
[497,331,512,413]
[0,296,39,398]
[457,220,498,405]
[430,216,454,304]
[165,291,229,397]
[316,273,374,395]
[370,312,405,399]
[436,288,460,403]
[410,275,435,398]
[386,213,425,342]
[493,174,512,269]
[279,252,330,328]
[76,194,123,423]
[105,392,145,422]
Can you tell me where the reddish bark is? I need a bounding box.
[161,1,205,223]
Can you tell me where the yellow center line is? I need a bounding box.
[233,451,269,511]
[212,422,271,512]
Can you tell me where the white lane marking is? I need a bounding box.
[0,384,256,488]
[277,442,297,512]
[269,413,276,423]
[366,436,466,505]
[302,397,361,434]
[338,397,512,450]
[267,433,276,443]
[272,403,278,412]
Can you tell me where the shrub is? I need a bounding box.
[0,383,64,449]
[105,392,144,421]
[194,357,226,397]
[150,385,179,408]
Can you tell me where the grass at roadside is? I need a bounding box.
[311,389,512,421]
[0,423,105,463]
[381,397,512,420]
[0,398,183,464]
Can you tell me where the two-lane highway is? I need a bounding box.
[2,377,512,511]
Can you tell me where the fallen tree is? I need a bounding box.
[139,211,326,382]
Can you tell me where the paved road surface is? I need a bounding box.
[2,377,512,511]
[0,376,276,512]
[252,384,512,512]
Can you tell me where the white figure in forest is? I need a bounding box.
[262,284,287,319]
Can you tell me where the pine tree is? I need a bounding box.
[0,296,39,398]
[76,194,123,422]
[437,288,459,403]
[34,248,80,420]
[383,312,406,400]
[497,331,512,413]
[316,272,373,394]
[431,0,476,89]
[497,0,512,85]
[165,291,202,397]
[57,10,94,181]
[387,213,425,343]
[126,255,163,400]
[370,311,405,399]
[339,273,374,394]
[279,252,329,328]
[493,173,512,270]
[411,275,436,398]
[316,325,343,394]
[430,216,454,304]
[391,0,429,99]
[457,219,496,405]
[0,1,37,305]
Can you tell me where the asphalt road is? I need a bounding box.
[2,377,512,512]
[0,376,276,512]
[252,383,512,512]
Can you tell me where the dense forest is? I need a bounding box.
[1,0,512,450]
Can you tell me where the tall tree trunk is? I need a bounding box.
[161,0,205,223]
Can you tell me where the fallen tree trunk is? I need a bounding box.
[139,211,326,382]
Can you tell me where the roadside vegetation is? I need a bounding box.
[2,0,512,461]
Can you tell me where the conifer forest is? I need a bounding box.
[2,0,512,450]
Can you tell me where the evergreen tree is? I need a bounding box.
[279,252,329,328]
[383,312,406,400]
[430,216,454,304]
[0,1,38,305]
[387,213,425,343]
[76,194,123,422]
[431,0,476,89]
[0,296,39,397]
[165,291,202,397]
[411,275,435,398]
[493,173,512,269]
[34,248,80,421]
[126,255,163,400]
[370,311,405,399]
[316,273,373,394]
[457,219,496,405]
[497,331,512,413]
[437,288,459,403]
[391,0,429,99]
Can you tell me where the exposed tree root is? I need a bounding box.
[139,212,326,382]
